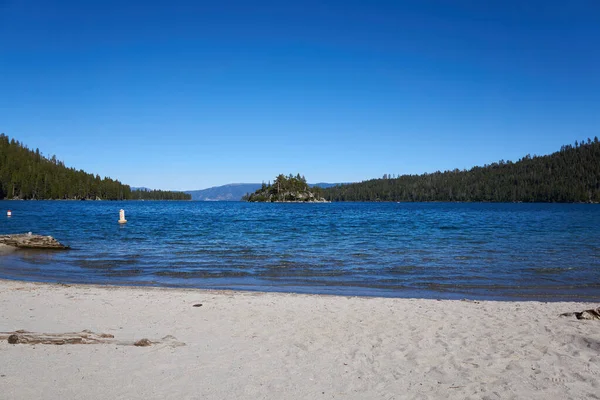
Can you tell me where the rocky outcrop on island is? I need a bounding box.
[0,234,69,250]
[243,174,329,202]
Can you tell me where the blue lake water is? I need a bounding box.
[0,201,599,301]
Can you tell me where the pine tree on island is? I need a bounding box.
[243,174,327,202]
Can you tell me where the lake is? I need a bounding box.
[0,201,599,301]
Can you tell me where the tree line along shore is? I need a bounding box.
[0,134,190,201]
[320,138,600,203]
[244,138,600,203]
[1,132,599,202]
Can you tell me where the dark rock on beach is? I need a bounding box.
[0,234,69,250]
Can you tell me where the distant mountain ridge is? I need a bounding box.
[185,182,342,201]
[185,184,261,201]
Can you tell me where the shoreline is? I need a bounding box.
[1,276,594,303]
[1,279,599,399]
[2,274,599,303]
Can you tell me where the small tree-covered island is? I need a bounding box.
[243,174,328,202]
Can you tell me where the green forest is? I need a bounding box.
[243,174,325,202]
[322,138,600,203]
[4,133,599,203]
[0,134,190,200]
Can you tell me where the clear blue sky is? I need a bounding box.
[1,1,599,190]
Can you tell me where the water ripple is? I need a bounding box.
[1,201,599,300]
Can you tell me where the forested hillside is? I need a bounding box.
[0,134,190,200]
[323,138,600,203]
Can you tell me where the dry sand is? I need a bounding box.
[0,279,599,400]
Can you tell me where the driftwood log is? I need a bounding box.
[0,234,69,250]
[560,307,600,320]
[0,330,184,347]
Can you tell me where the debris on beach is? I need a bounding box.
[193,303,203,307]
[560,307,600,320]
[1,330,185,347]
[134,338,152,347]
[0,234,69,250]
[3,330,114,345]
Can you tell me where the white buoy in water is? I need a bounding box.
[118,209,127,224]
[7,210,12,217]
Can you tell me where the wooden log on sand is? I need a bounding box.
[0,330,185,347]
[2,330,114,345]
[0,233,69,249]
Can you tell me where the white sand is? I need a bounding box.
[0,279,598,400]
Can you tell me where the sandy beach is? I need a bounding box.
[0,279,598,399]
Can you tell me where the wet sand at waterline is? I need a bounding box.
[0,279,599,399]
